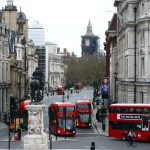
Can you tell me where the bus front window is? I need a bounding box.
[77,114,90,123]
[58,119,75,130]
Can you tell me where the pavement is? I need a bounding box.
[0,122,7,130]
[92,103,108,137]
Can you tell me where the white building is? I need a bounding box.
[45,42,64,90]
[27,40,38,84]
[28,20,45,46]
[114,0,150,103]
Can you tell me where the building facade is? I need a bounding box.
[114,0,150,103]
[104,13,117,102]
[0,9,11,120]
[45,42,65,89]
[0,0,37,121]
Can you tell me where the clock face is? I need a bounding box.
[85,39,90,46]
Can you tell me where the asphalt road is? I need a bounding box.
[0,88,150,149]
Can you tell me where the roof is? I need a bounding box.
[85,20,94,36]
[51,102,75,107]
[76,100,91,104]
[29,20,43,28]
[109,103,150,108]
[17,11,27,23]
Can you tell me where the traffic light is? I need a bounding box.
[10,96,19,111]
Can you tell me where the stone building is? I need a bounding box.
[3,0,29,100]
[113,0,150,103]
[0,0,37,121]
[0,9,11,120]
[104,13,117,102]
[45,42,65,89]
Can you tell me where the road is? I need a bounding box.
[0,88,150,149]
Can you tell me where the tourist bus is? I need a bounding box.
[10,99,30,131]
[49,102,76,136]
[19,99,31,130]
[108,103,150,142]
[75,83,83,91]
[57,86,64,95]
[76,100,92,128]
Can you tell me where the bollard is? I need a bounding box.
[102,117,106,131]
[90,142,95,150]
[17,128,21,140]
[49,136,52,149]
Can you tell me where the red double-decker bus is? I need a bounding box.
[49,102,76,136]
[108,103,150,142]
[76,100,92,128]
[19,99,31,130]
[57,86,64,95]
[9,98,30,131]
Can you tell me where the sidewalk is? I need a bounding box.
[92,105,108,137]
[0,122,7,130]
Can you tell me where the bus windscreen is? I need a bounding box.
[58,107,75,112]
[77,104,91,109]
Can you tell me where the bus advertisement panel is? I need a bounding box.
[76,100,92,128]
[49,102,76,136]
[108,103,150,142]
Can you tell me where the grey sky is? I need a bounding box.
[0,0,116,57]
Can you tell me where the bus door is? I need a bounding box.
[142,116,149,131]
[49,107,57,134]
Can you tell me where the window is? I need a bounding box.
[77,104,91,109]
[125,58,128,77]
[141,57,145,76]
[58,107,75,112]
[110,121,142,131]
[18,24,24,34]
[2,62,4,81]
[141,30,145,45]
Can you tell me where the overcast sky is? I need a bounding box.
[0,0,116,57]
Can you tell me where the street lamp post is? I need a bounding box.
[8,111,11,149]
[18,67,22,140]
[18,67,22,101]
[21,37,27,97]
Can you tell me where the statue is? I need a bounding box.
[30,67,44,103]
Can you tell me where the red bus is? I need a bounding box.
[57,86,64,95]
[19,99,31,130]
[108,103,150,142]
[9,99,30,131]
[76,100,92,128]
[75,83,83,90]
[49,102,76,136]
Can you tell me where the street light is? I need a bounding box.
[18,67,22,101]
[21,37,27,97]
[17,67,22,140]
[113,72,117,103]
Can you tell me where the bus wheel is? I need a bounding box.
[121,134,126,141]
[148,136,150,143]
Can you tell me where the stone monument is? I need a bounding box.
[24,67,48,150]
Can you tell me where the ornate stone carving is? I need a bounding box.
[27,106,43,135]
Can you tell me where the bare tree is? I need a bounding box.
[64,55,105,86]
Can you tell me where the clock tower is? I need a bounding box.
[81,20,100,57]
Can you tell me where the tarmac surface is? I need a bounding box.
[0,103,108,141]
